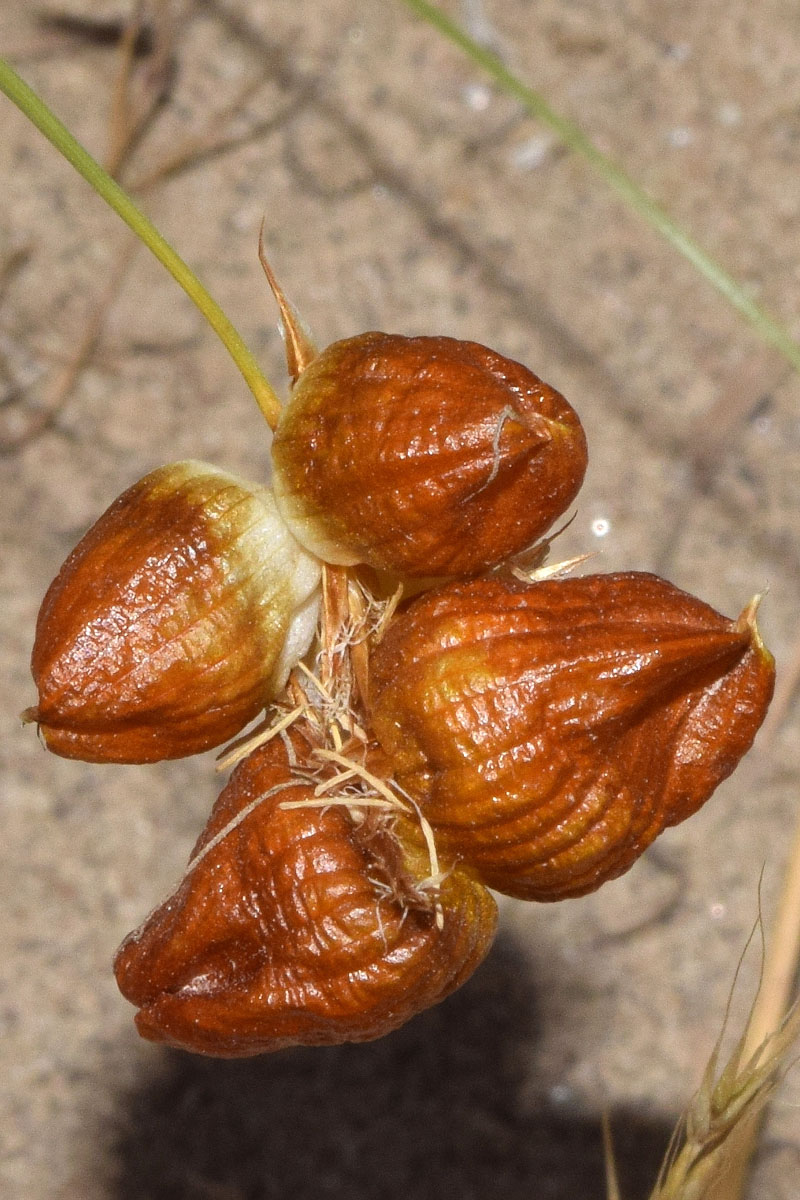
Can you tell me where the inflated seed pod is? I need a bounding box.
[369,572,775,901]
[114,729,497,1055]
[271,332,587,578]
[25,461,321,763]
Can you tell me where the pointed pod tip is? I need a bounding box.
[515,411,583,453]
[20,705,39,727]
[513,551,594,583]
[257,225,317,382]
[518,410,554,443]
[541,413,575,438]
[735,593,774,666]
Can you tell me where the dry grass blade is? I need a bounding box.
[701,802,800,1200]
[126,74,304,192]
[215,705,305,772]
[0,234,137,453]
[401,0,800,376]
[650,1003,799,1200]
[602,1112,623,1200]
[105,0,176,178]
[760,630,800,746]
[0,240,31,302]
[649,863,800,1200]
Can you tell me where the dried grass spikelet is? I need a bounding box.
[649,988,800,1199]
[271,332,588,578]
[25,461,321,763]
[114,725,497,1056]
[369,572,775,901]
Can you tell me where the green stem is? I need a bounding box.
[402,0,800,375]
[0,57,283,428]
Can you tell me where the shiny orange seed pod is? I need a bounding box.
[271,332,587,579]
[114,730,498,1056]
[25,461,321,763]
[369,572,775,901]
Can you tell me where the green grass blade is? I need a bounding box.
[0,57,283,427]
[401,0,800,375]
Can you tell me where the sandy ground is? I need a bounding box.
[1,1,799,1197]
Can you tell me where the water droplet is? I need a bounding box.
[463,83,492,112]
[668,126,693,148]
[717,102,742,127]
[510,135,553,171]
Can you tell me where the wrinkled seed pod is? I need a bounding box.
[271,332,587,578]
[114,731,498,1055]
[26,461,321,763]
[369,572,775,901]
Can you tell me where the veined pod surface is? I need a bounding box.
[271,332,587,579]
[25,461,321,763]
[369,572,775,901]
[114,730,498,1055]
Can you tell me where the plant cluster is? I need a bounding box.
[24,271,775,1056]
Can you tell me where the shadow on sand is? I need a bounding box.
[110,935,675,1200]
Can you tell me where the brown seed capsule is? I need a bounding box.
[25,461,321,763]
[114,730,497,1056]
[271,332,587,578]
[369,572,775,901]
